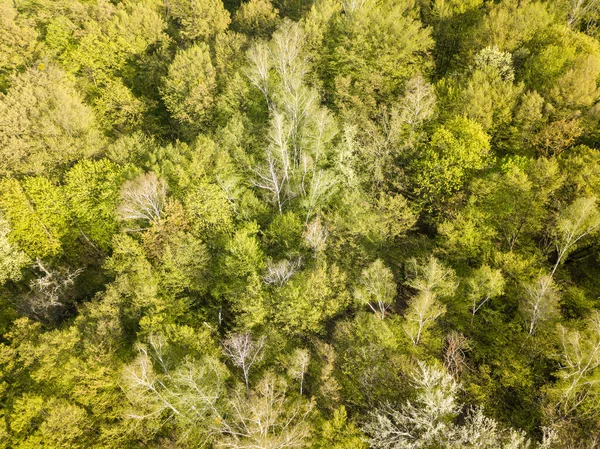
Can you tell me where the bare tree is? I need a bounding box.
[118,172,167,223]
[217,373,313,449]
[551,196,600,276]
[122,336,226,445]
[444,331,469,377]
[288,348,310,395]
[520,274,559,335]
[303,216,328,259]
[23,259,82,322]
[354,259,397,320]
[223,333,266,390]
[398,75,436,137]
[263,258,302,287]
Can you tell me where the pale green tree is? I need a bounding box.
[0,65,101,176]
[161,43,217,133]
[403,257,457,345]
[354,259,397,320]
[170,0,231,42]
[0,215,30,285]
[550,196,600,276]
[466,265,505,318]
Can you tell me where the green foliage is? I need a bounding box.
[273,261,350,335]
[0,65,101,176]
[2,1,600,447]
[321,0,433,114]
[0,216,30,284]
[169,0,231,42]
[64,159,125,251]
[161,43,217,134]
[411,117,491,207]
[0,177,73,259]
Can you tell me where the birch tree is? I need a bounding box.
[223,333,266,390]
[402,257,457,345]
[288,348,310,395]
[466,265,505,318]
[217,373,313,449]
[118,172,167,224]
[550,197,600,276]
[122,336,227,445]
[364,362,533,449]
[520,275,559,335]
[354,259,397,320]
[551,312,600,417]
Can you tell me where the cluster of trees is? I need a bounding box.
[1,0,600,447]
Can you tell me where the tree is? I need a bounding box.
[522,27,600,113]
[223,332,266,390]
[184,182,234,239]
[117,172,167,225]
[520,275,559,335]
[321,0,433,115]
[64,159,125,252]
[288,348,310,395]
[0,2,37,90]
[123,336,227,446]
[313,406,368,449]
[364,362,533,449]
[169,0,231,42]
[233,0,280,36]
[402,256,457,345]
[217,373,313,449]
[354,259,397,320]
[411,117,491,207]
[550,196,600,276]
[0,177,74,259]
[0,215,30,285]
[273,262,350,335]
[161,43,217,133]
[0,65,102,176]
[466,265,505,318]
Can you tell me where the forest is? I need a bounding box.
[1,0,600,447]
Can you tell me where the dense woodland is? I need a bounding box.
[2,0,600,447]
